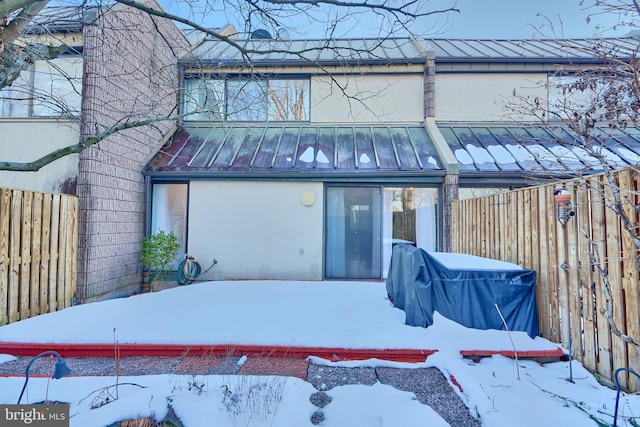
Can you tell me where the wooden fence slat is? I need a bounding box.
[529,188,540,276]
[604,173,628,389]
[482,197,489,258]
[472,198,479,255]
[618,169,640,390]
[567,184,582,365]
[523,189,532,269]
[0,189,9,326]
[48,194,60,313]
[56,196,68,310]
[549,186,562,344]
[628,171,640,391]
[496,193,502,259]
[63,197,77,307]
[8,190,22,324]
[492,194,500,260]
[40,193,52,314]
[30,193,43,317]
[576,180,596,370]
[516,191,525,267]
[504,192,518,264]
[537,188,551,338]
[19,191,33,320]
[588,175,613,382]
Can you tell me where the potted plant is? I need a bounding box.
[141,230,180,292]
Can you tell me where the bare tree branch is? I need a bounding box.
[584,231,640,350]
[249,0,459,19]
[0,42,66,88]
[0,0,453,173]
[0,115,174,171]
[1,0,48,46]
[499,1,640,354]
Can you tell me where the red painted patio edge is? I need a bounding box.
[0,342,563,362]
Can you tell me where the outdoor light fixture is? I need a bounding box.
[554,188,575,227]
[17,351,71,404]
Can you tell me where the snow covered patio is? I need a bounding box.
[0,280,561,360]
[2,281,640,426]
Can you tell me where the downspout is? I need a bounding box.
[425,118,459,252]
[421,47,460,252]
[144,175,153,236]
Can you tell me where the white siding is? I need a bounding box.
[0,119,79,193]
[189,181,324,280]
[435,73,547,122]
[312,74,424,123]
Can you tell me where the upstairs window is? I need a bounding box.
[183,76,310,122]
[1,55,82,118]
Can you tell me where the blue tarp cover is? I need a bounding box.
[386,245,539,338]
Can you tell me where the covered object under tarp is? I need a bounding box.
[386,245,539,338]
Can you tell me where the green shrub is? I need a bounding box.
[141,230,180,290]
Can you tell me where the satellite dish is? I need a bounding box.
[251,29,273,39]
[277,28,291,40]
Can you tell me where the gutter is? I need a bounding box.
[425,118,458,175]
[142,170,447,184]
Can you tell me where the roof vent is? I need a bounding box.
[251,29,273,39]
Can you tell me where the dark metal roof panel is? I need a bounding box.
[183,37,428,66]
[23,6,92,34]
[439,125,640,176]
[424,37,640,62]
[146,125,444,175]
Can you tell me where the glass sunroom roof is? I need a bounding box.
[439,125,640,176]
[146,125,444,176]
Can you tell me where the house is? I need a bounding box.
[0,7,85,194]
[4,6,640,301]
[0,4,190,302]
[428,37,640,195]
[144,35,640,283]
[144,38,444,282]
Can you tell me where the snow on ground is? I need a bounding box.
[0,280,558,352]
[0,280,638,426]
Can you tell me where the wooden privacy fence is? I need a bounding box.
[452,168,640,392]
[0,188,78,326]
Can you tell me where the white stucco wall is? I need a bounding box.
[0,120,79,193]
[435,73,548,122]
[311,74,424,123]
[188,181,324,280]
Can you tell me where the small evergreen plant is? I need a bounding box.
[141,230,180,291]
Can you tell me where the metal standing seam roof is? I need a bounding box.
[439,125,640,176]
[145,125,444,176]
[22,6,95,34]
[423,37,640,62]
[182,37,429,67]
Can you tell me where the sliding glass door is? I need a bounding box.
[325,186,382,279]
[326,185,438,279]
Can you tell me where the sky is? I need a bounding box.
[1,272,639,426]
[429,0,631,39]
[157,0,634,40]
